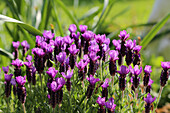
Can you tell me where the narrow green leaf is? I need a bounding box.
[52,0,64,36]
[78,7,101,21]
[55,0,79,30]
[0,48,14,59]
[0,14,42,36]
[141,13,170,50]
[92,0,109,32]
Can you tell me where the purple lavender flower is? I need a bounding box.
[56,52,66,64]
[79,25,88,33]
[82,31,94,41]
[129,65,142,76]
[133,45,142,53]
[87,75,100,86]
[43,30,55,41]
[160,62,170,87]
[86,75,100,98]
[146,78,153,93]
[56,77,65,104]
[96,97,106,113]
[4,74,13,97]
[143,65,152,86]
[12,41,20,49]
[133,45,142,66]
[88,44,100,53]
[24,61,33,83]
[144,65,152,74]
[109,50,119,61]
[118,30,129,41]
[64,35,74,55]
[16,76,26,86]
[94,34,106,45]
[72,32,80,48]
[61,70,73,91]
[96,97,106,106]
[10,78,17,95]
[89,52,100,62]
[112,39,121,51]
[117,65,129,77]
[125,40,136,50]
[68,24,77,33]
[16,76,27,104]
[46,67,58,79]
[36,36,44,47]
[21,40,30,49]
[68,44,79,55]
[50,81,62,92]
[144,93,156,113]
[11,59,23,68]
[105,97,116,112]
[2,66,9,74]
[26,55,32,62]
[101,78,110,100]
[76,60,88,71]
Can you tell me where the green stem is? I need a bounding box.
[22,103,26,113]
[69,91,72,113]
[100,59,103,81]
[153,86,163,113]
[53,108,55,113]
[7,97,9,113]
[111,76,114,89]
[39,73,42,90]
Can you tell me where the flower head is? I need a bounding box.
[76,60,88,71]
[56,77,66,87]
[61,70,73,79]
[56,52,66,64]
[10,79,16,85]
[11,59,23,68]
[101,78,110,88]
[83,54,90,63]
[71,32,80,41]
[112,39,121,51]
[79,25,88,33]
[109,50,119,61]
[32,48,45,57]
[21,40,30,49]
[36,36,44,46]
[117,65,129,75]
[68,24,77,33]
[89,52,100,62]
[43,30,54,40]
[68,44,79,55]
[125,39,136,50]
[94,34,106,45]
[88,44,100,53]
[12,41,20,49]
[2,66,9,74]
[96,97,105,106]
[26,55,32,62]
[24,62,33,68]
[46,67,58,78]
[133,45,142,53]
[5,74,13,82]
[54,36,64,47]
[64,35,74,45]
[130,65,142,76]
[87,75,100,85]
[118,30,129,41]
[148,78,153,86]
[161,62,170,70]
[144,65,152,74]
[144,93,156,104]
[82,31,94,41]
[105,97,116,111]
[16,76,26,86]
[50,81,62,92]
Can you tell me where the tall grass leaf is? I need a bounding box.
[78,7,101,21]
[141,13,170,50]
[0,14,42,36]
[92,0,109,33]
[52,0,64,36]
[55,0,79,30]
[0,48,14,59]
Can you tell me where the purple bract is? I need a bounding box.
[76,60,88,71]
[86,75,100,85]
[144,93,156,104]
[118,30,129,41]
[129,65,142,76]
[43,30,55,40]
[12,41,20,49]
[105,97,116,111]
[144,65,152,74]
[109,50,119,61]
[68,44,79,55]
[46,67,58,79]
[96,97,105,106]
[117,65,129,75]
[11,59,23,68]
[68,24,77,33]
[5,74,13,82]
[161,62,170,70]
[56,52,66,64]
[2,66,9,74]
[79,25,88,33]
[16,76,26,86]
[61,70,73,79]
[101,78,110,88]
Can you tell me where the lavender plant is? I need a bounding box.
[0,25,169,113]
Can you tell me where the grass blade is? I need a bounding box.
[55,0,79,30]
[0,14,42,36]
[92,0,109,32]
[0,48,14,59]
[141,13,170,50]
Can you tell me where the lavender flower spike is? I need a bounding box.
[144,65,152,74]
[16,76,26,86]
[87,75,100,86]
[46,67,58,79]
[118,30,129,41]
[43,30,55,40]
[4,74,13,97]
[109,50,119,61]
[68,24,77,33]
[61,70,73,79]
[101,78,110,100]
[79,25,88,33]
[130,65,142,76]
[12,41,20,49]
[161,61,170,70]
[56,52,66,64]
[117,65,129,77]
[76,60,88,71]
[105,97,116,112]
[11,59,23,68]
[2,66,9,74]
[144,93,156,113]
[96,97,106,113]
[160,61,170,87]
[68,44,79,55]
[143,65,152,87]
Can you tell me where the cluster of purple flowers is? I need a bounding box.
[1,24,170,113]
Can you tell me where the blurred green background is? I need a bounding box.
[0,0,169,109]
